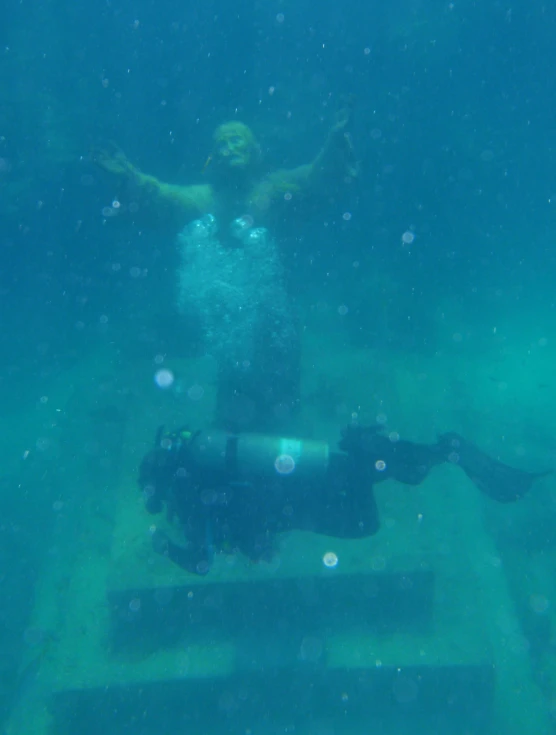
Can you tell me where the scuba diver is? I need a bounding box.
[94,109,358,432]
[139,422,549,575]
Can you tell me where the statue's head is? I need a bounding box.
[209,121,261,174]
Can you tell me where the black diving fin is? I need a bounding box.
[437,432,551,503]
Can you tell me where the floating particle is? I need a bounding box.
[323,551,338,568]
[154,369,174,389]
[275,454,295,475]
[196,560,210,575]
[187,383,204,401]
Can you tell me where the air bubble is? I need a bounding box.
[196,560,210,575]
[154,369,174,389]
[275,454,295,475]
[323,551,338,568]
[187,383,204,401]
[299,636,323,662]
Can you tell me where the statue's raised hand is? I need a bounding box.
[331,94,356,134]
[92,142,138,178]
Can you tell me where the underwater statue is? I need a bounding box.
[95,109,358,431]
[94,110,359,230]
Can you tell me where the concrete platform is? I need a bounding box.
[39,535,497,735]
[4,349,553,735]
[15,467,500,735]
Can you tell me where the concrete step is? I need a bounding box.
[40,535,494,735]
[50,658,494,735]
[107,567,435,656]
[8,462,548,735]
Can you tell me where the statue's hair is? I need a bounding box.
[212,121,257,148]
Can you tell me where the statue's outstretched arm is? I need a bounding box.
[92,143,212,222]
[307,101,360,184]
[252,101,359,214]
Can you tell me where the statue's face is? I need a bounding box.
[211,122,258,173]
[214,131,252,169]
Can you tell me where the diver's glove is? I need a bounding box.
[151,527,211,575]
[138,427,201,513]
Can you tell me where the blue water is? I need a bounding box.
[2,1,556,733]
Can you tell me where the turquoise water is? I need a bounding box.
[2,1,556,733]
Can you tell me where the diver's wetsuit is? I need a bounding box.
[139,424,548,575]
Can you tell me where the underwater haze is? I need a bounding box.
[2,0,556,734]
